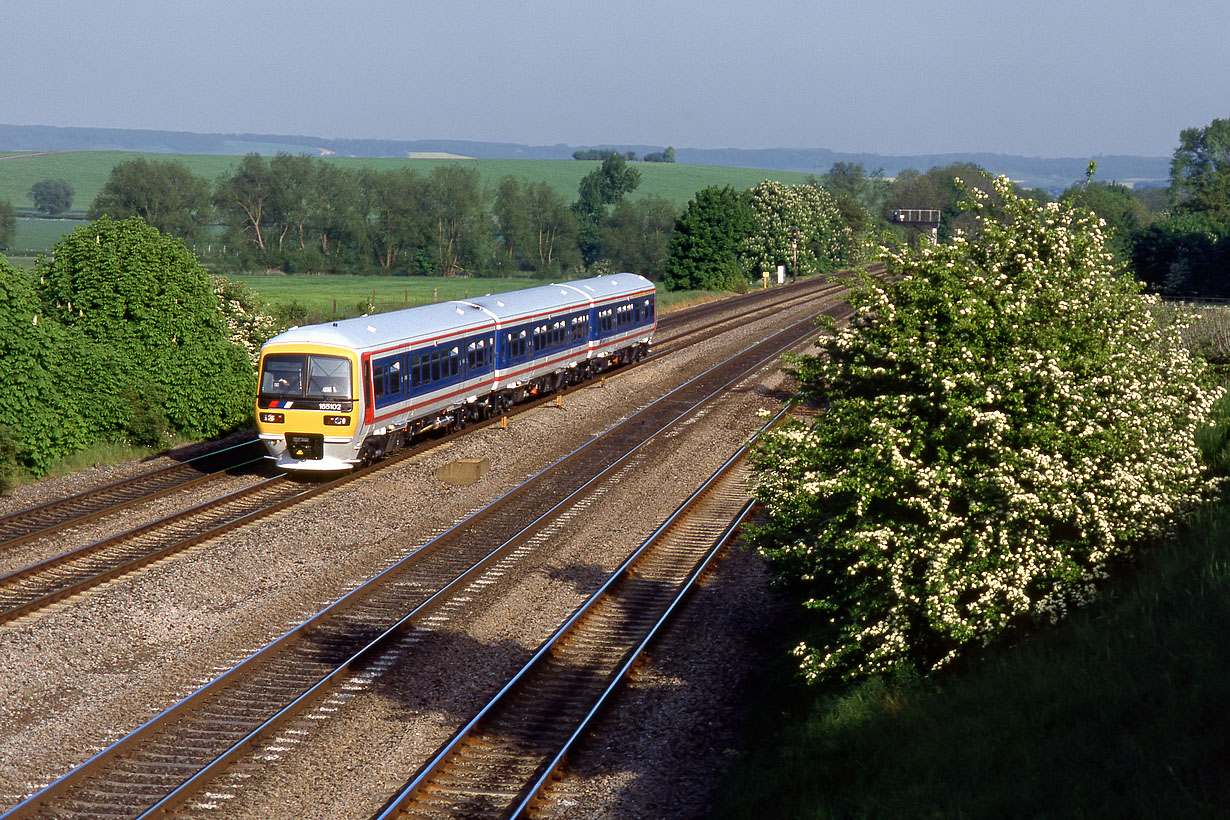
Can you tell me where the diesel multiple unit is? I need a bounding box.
[255,273,657,471]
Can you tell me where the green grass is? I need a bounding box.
[10,215,88,255]
[228,272,742,324]
[0,150,814,239]
[713,501,1230,819]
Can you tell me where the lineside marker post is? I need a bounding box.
[555,395,563,408]
[501,415,508,430]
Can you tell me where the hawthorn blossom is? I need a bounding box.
[750,175,1223,684]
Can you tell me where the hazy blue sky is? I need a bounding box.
[3,0,1226,158]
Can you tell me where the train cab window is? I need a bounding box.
[261,354,306,397]
[262,354,352,399]
[307,355,352,399]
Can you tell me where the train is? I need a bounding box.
[254,273,657,471]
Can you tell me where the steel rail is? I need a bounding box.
[374,411,787,819]
[0,271,847,546]
[1,298,843,820]
[0,440,265,550]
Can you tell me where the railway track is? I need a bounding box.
[0,275,853,626]
[0,296,851,820]
[0,270,855,549]
[376,432,766,819]
[0,440,265,552]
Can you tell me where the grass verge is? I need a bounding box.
[713,501,1230,819]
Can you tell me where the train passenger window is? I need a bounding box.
[431,351,441,382]
[468,339,489,371]
[507,329,528,360]
[571,315,588,342]
[306,355,352,399]
[449,346,460,378]
[373,364,386,399]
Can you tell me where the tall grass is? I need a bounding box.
[714,498,1230,819]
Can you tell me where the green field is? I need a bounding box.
[11,215,88,254]
[229,272,733,323]
[0,150,813,227]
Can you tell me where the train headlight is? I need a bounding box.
[324,415,351,426]
[260,412,285,424]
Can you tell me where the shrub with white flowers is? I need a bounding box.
[750,175,1223,684]
[742,180,859,278]
[211,275,279,367]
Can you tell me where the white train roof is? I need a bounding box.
[464,273,654,321]
[260,273,655,356]
[263,301,493,354]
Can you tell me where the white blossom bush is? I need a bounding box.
[212,276,279,367]
[749,175,1223,684]
[742,180,859,278]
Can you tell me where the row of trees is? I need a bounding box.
[19,148,1190,294]
[571,147,675,162]
[80,153,683,281]
[76,152,872,287]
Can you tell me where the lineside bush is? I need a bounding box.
[36,217,255,441]
[749,175,1223,684]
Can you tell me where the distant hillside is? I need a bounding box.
[0,123,1171,193]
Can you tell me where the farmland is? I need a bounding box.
[0,150,813,219]
[228,272,729,323]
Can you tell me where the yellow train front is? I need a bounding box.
[255,339,363,471]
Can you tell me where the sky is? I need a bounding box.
[3,0,1228,158]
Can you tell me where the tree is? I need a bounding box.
[493,177,579,276]
[214,154,279,260]
[741,180,857,279]
[822,162,890,238]
[425,165,485,276]
[749,176,1221,685]
[89,158,211,245]
[0,200,15,249]
[1060,179,1150,264]
[600,195,676,279]
[36,217,254,438]
[662,185,754,291]
[0,255,88,477]
[1131,212,1230,297]
[360,167,430,272]
[573,153,641,266]
[305,161,365,271]
[644,146,676,163]
[29,178,74,215]
[1170,117,1230,218]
